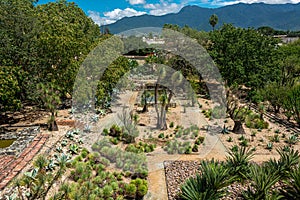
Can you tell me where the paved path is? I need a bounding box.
[145,104,228,200]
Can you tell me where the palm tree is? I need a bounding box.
[180,159,234,200]
[209,14,218,31]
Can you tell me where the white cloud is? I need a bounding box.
[104,8,146,20]
[88,8,146,25]
[144,0,185,16]
[128,0,146,5]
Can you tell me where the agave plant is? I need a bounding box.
[280,166,300,199]
[65,130,74,140]
[265,148,300,179]
[180,159,234,200]
[241,164,282,200]
[69,144,79,154]
[226,146,254,182]
[285,135,298,146]
[46,159,57,171]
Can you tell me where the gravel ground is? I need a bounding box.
[164,160,200,200]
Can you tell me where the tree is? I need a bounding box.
[260,83,287,114]
[159,91,168,130]
[35,0,101,96]
[227,88,248,134]
[285,85,300,125]
[209,14,218,31]
[209,24,280,92]
[0,66,22,113]
[141,91,151,113]
[36,82,61,131]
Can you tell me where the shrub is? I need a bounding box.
[266,142,273,150]
[125,183,136,198]
[270,135,280,143]
[195,136,205,145]
[251,131,257,137]
[240,139,249,147]
[245,112,269,129]
[102,128,109,136]
[192,144,199,152]
[110,137,119,145]
[81,148,89,158]
[169,122,174,128]
[109,124,122,137]
[158,133,164,139]
[103,185,113,198]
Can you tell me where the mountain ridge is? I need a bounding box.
[106,3,300,33]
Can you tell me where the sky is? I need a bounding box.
[37,0,300,25]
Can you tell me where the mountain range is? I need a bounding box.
[106,3,300,34]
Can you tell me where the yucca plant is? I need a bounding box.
[280,166,300,199]
[180,159,234,200]
[241,164,282,200]
[226,146,254,182]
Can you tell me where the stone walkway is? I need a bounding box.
[0,134,49,190]
[145,103,228,200]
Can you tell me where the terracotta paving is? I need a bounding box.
[0,134,50,191]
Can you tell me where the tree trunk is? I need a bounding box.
[274,106,280,114]
[166,89,173,112]
[260,113,264,120]
[49,112,58,131]
[155,83,160,128]
[160,105,167,130]
[232,120,245,134]
[142,97,148,112]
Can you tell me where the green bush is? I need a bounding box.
[192,144,199,152]
[245,112,269,129]
[195,136,205,145]
[125,183,136,198]
[169,122,174,128]
[158,133,165,139]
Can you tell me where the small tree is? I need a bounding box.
[227,88,248,134]
[36,82,61,131]
[285,85,300,125]
[141,91,151,113]
[209,14,218,31]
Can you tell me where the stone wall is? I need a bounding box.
[0,127,40,156]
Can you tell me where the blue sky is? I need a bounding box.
[37,0,300,25]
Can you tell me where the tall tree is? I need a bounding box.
[35,0,101,96]
[209,14,218,31]
[209,24,280,92]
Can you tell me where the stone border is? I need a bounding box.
[0,127,40,156]
[0,133,49,191]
